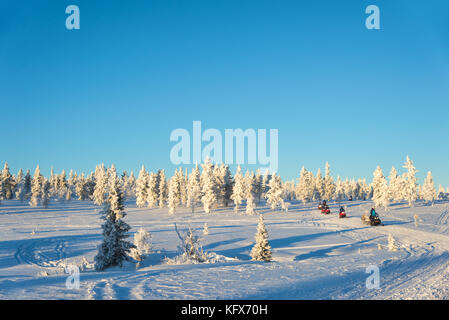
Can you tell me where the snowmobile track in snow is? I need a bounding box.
[14,239,67,268]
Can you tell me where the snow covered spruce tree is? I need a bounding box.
[334,176,345,204]
[200,158,218,214]
[245,171,257,215]
[75,173,90,200]
[94,165,134,271]
[422,171,436,206]
[187,164,201,213]
[372,166,389,210]
[231,165,245,213]
[265,173,284,210]
[129,228,152,262]
[93,164,108,206]
[29,165,43,207]
[295,167,314,204]
[402,156,418,207]
[214,164,233,207]
[135,165,149,208]
[388,166,401,202]
[1,162,15,200]
[146,172,159,208]
[250,215,272,262]
[158,169,168,208]
[23,169,32,200]
[14,168,25,201]
[323,162,335,201]
[41,178,51,208]
[313,169,324,201]
[167,175,180,214]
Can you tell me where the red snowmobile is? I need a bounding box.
[318,200,327,211]
[321,205,330,214]
[339,207,347,218]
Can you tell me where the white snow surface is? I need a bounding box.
[1,199,449,300]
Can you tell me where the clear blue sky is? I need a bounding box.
[1,0,448,186]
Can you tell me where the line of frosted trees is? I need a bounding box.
[0,156,447,211]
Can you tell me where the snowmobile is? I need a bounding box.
[321,205,331,214]
[318,200,327,210]
[339,207,347,218]
[361,211,384,226]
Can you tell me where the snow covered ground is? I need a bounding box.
[1,198,449,300]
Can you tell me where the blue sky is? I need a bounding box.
[1,0,448,186]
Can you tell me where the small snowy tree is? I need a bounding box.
[135,165,149,208]
[158,170,168,208]
[422,171,436,206]
[146,172,159,208]
[323,162,335,201]
[245,171,257,215]
[265,173,284,210]
[372,166,389,210]
[203,222,209,235]
[167,175,180,215]
[201,158,218,214]
[41,179,51,208]
[94,166,135,271]
[129,228,152,261]
[187,165,201,213]
[174,224,208,263]
[93,164,108,206]
[1,162,15,200]
[231,165,245,213]
[250,215,272,262]
[388,234,398,252]
[29,165,43,207]
[402,156,418,207]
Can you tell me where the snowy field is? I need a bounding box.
[1,199,449,300]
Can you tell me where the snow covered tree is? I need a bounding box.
[388,234,398,252]
[422,171,436,206]
[75,173,90,200]
[261,170,270,200]
[1,162,15,200]
[158,170,167,208]
[265,173,284,210]
[402,156,418,207]
[23,169,32,200]
[146,172,159,208]
[334,176,345,204]
[187,165,201,213]
[129,228,152,262]
[372,166,389,210]
[388,166,401,202]
[203,222,209,235]
[167,175,180,215]
[135,165,149,208]
[295,167,314,203]
[41,178,51,208]
[29,165,43,207]
[255,169,263,203]
[93,164,108,206]
[250,215,272,261]
[214,164,233,207]
[15,169,25,201]
[200,158,218,214]
[231,165,245,213]
[245,171,257,215]
[323,162,335,201]
[313,169,324,201]
[94,166,135,271]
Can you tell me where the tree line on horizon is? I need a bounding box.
[0,156,447,212]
